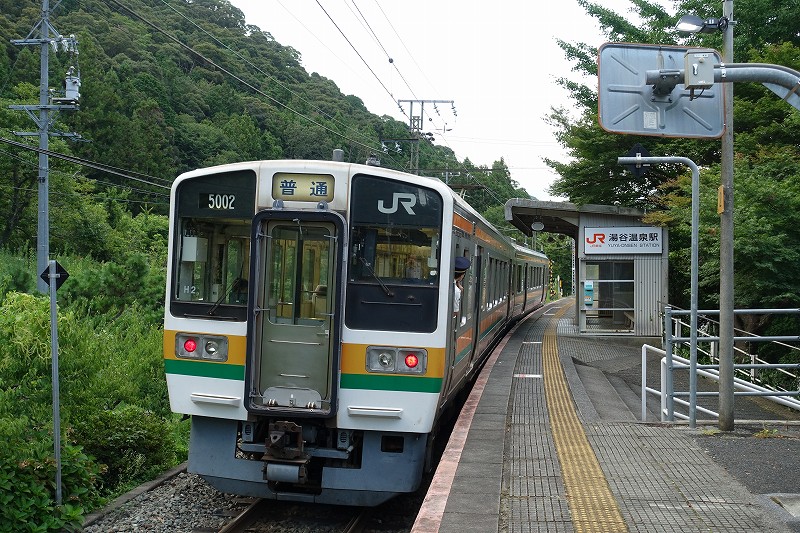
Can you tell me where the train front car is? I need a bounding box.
[164,160,455,506]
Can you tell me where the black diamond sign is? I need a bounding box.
[40,261,70,291]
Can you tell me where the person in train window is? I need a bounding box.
[405,257,422,279]
[453,256,470,317]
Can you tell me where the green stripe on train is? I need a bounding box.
[164,359,244,380]
[340,373,443,393]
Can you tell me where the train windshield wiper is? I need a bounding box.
[207,278,246,316]
[359,257,394,297]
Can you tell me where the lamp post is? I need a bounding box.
[677,0,735,431]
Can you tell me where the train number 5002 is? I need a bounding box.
[207,193,235,210]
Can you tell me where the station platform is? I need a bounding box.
[412,299,800,533]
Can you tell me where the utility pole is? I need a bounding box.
[718,0,736,431]
[11,0,81,294]
[398,99,454,174]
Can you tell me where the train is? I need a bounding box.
[163,154,550,506]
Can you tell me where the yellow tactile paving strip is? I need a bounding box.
[543,305,628,532]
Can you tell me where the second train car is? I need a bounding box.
[163,156,549,506]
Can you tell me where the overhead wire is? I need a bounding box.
[0,135,171,191]
[317,1,470,183]
[11,0,507,203]
[348,0,418,101]
[137,0,444,174]
[0,181,169,207]
[0,147,169,208]
[313,0,409,120]
[343,2,515,200]
[371,0,441,106]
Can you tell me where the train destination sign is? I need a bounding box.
[272,172,334,202]
[584,226,662,254]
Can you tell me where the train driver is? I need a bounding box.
[453,256,471,318]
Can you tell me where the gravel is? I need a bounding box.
[83,469,242,532]
[82,466,420,532]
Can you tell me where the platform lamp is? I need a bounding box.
[676,1,735,431]
[531,219,544,250]
[675,14,729,34]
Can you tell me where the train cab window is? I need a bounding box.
[346,174,443,333]
[173,218,251,311]
[170,170,256,321]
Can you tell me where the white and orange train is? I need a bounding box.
[163,156,549,505]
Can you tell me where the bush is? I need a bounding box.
[0,420,103,533]
[0,250,34,299]
[57,252,165,326]
[71,405,177,494]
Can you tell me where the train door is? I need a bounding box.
[246,210,345,417]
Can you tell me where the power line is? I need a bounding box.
[0,135,171,190]
[371,0,441,105]
[313,0,409,120]
[348,0,418,101]
[156,0,388,157]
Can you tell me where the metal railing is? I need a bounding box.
[641,307,800,425]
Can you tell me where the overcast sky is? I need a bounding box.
[227,0,667,201]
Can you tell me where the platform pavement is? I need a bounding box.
[413,299,800,533]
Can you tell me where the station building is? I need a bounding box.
[505,199,668,337]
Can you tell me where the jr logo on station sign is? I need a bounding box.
[584,227,662,254]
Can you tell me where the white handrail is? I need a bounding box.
[641,343,800,422]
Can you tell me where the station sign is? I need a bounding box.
[585,227,662,254]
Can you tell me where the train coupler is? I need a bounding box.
[266,421,305,460]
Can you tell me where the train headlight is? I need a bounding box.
[205,340,219,356]
[366,346,427,375]
[378,351,394,368]
[176,333,228,362]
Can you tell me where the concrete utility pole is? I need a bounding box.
[11,0,80,294]
[398,99,454,174]
[718,0,735,431]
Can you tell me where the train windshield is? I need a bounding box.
[174,217,250,304]
[346,174,443,332]
[170,170,256,321]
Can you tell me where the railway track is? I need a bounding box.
[213,497,373,533]
[82,466,426,532]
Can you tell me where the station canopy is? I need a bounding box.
[504,199,646,238]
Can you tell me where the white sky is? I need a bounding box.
[227,0,655,201]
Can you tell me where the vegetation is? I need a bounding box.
[1,0,799,529]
